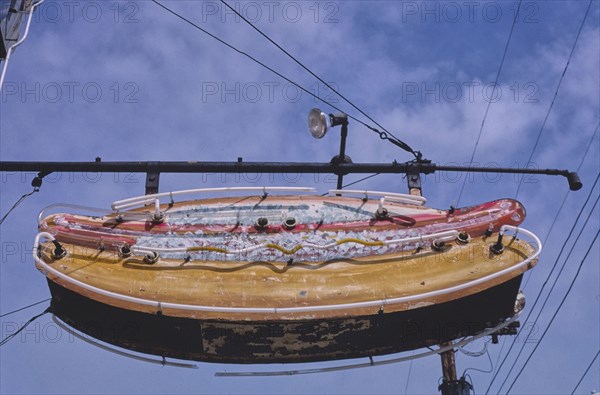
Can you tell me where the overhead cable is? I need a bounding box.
[486,172,599,393]
[151,0,419,158]
[456,0,522,205]
[515,0,593,197]
[506,228,599,393]
[218,0,420,159]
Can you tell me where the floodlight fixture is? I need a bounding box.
[308,108,348,139]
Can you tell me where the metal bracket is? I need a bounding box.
[145,172,160,195]
[438,378,473,395]
[405,159,423,196]
[407,172,422,196]
[490,321,520,344]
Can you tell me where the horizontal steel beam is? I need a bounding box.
[0,160,582,190]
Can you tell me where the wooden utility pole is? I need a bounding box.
[438,342,473,395]
[441,344,457,382]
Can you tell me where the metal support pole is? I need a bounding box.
[335,121,349,191]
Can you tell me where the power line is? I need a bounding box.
[150,1,339,112]
[485,172,600,394]
[320,173,381,196]
[515,0,593,197]
[576,122,600,173]
[0,298,51,318]
[498,192,599,392]
[570,349,600,395]
[404,356,413,394]
[151,1,418,158]
[462,347,494,376]
[525,185,598,294]
[522,121,599,290]
[342,173,381,189]
[506,228,600,393]
[0,307,51,347]
[149,2,346,121]
[218,0,418,158]
[0,173,45,226]
[491,337,508,380]
[488,174,599,393]
[486,173,599,393]
[456,0,522,206]
[0,187,38,226]
[540,121,598,241]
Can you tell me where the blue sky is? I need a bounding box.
[0,1,598,393]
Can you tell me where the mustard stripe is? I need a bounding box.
[185,238,383,255]
[265,244,304,255]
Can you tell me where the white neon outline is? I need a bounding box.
[327,189,427,205]
[111,186,316,211]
